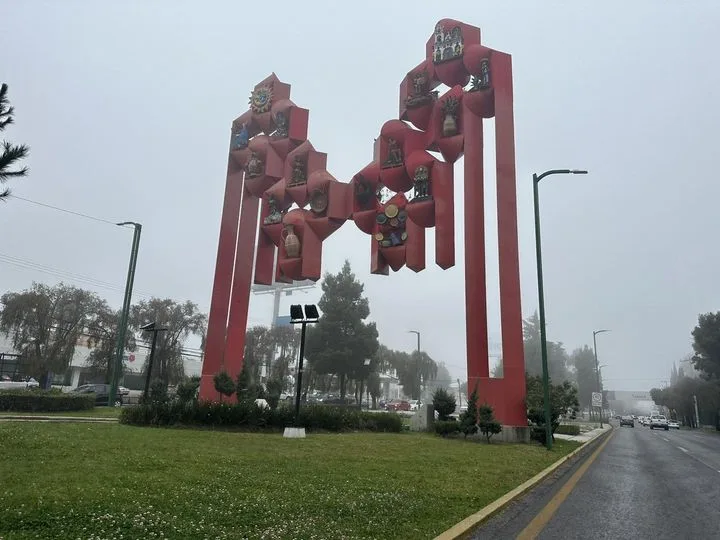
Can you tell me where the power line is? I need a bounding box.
[0,252,154,298]
[9,195,120,226]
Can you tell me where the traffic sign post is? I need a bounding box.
[592,392,603,427]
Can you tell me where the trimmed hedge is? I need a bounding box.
[120,401,403,433]
[555,424,581,436]
[434,420,461,437]
[0,390,95,412]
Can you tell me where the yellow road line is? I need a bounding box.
[516,432,614,540]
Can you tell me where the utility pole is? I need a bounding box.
[693,394,700,428]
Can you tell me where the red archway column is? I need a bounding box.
[494,52,526,426]
[463,105,490,390]
[199,164,244,401]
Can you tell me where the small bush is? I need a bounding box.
[176,377,200,403]
[434,420,460,437]
[459,389,479,438]
[555,424,581,436]
[119,401,402,433]
[478,404,502,443]
[432,388,457,421]
[213,371,235,400]
[0,390,95,412]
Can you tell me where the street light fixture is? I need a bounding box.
[141,322,168,400]
[108,221,142,408]
[408,330,421,400]
[593,329,610,427]
[289,304,320,423]
[533,168,588,450]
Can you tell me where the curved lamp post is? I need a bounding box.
[533,169,587,450]
[593,329,610,427]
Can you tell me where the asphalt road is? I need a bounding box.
[471,424,720,539]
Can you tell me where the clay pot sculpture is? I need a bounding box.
[281,224,301,258]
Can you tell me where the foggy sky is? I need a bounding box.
[2,1,719,391]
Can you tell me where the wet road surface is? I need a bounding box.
[471,424,720,539]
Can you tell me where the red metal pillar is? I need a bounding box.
[463,105,489,392]
[494,52,526,426]
[223,188,261,382]
[199,163,244,401]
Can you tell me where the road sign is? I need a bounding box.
[591,392,602,407]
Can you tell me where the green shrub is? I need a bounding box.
[0,390,95,412]
[120,401,402,433]
[432,388,456,421]
[176,377,200,403]
[555,424,581,436]
[434,420,460,437]
[478,404,502,443]
[213,371,235,400]
[459,389,479,438]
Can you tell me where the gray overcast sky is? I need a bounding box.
[2,1,719,391]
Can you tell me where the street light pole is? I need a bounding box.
[408,330,420,400]
[141,322,168,401]
[593,329,610,428]
[109,221,142,408]
[533,169,587,450]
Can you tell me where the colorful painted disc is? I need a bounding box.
[376,213,388,224]
[397,210,407,222]
[380,239,392,247]
[374,232,384,241]
[401,231,408,241]
[385,204,399,218]
[390,218,400,227]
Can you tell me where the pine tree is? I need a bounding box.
[304,260,379,399]
[0,83,29,200]
[432,387,456,421]
[478,403,502,443]
[459,388,479,438]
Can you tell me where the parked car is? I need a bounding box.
[668,419,680,429]
[650,415,669,430]
[386,399,411,412]
[619,415,634,427]
[72,384,123,407]
[0,377,39,390]
[409,400,422,411]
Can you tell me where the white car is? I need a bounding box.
[650,415,669,430]
[668,419,680,429]
[409,400,421,411]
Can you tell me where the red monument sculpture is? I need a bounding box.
[199,19,526,428]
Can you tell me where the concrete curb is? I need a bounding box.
[0,415,118,423]
[433,425,612,540]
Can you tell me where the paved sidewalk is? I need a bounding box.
[555,424,611,443]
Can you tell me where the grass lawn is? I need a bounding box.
[0,424,578,540]
[0,407,122,418]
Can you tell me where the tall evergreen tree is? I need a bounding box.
[0,83,29,200]
[570,345,597,409]
[304,260,379,399]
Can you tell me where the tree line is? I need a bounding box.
[651,312,720,427]
[0,283,206,387]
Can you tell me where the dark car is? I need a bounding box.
[72,384,123,407]
[619,415,634,427]
[386,399,411,412]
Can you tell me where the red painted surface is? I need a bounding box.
[199,20,527,427]
[223,189,260,382]
[199,163,244,402]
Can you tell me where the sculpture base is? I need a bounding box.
[283,427,306,439]
[497,425,531,443]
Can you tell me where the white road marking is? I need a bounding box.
[662,437,670,442]
[677,446,688,453]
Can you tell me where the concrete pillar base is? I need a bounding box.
[283,427,306,439]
